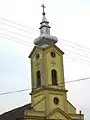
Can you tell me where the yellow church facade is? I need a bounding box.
[24,5,84,120]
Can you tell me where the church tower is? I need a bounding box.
[24,5,84,120]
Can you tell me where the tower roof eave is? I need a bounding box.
[28,44,64,58]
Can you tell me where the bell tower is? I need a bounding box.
[25,4,84,120]
[28,4,68,114]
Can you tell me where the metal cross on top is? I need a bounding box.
[41,4,46,15]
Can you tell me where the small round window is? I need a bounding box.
[53,97,59,105]
[51,51,56,57]
[36,53,40,59]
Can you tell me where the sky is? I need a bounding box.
[0,0,90,119]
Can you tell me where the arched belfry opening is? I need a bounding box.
[51,69,57,85]
[37,71,41,87]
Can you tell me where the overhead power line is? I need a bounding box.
[63,48,90,59]
[0,19,90,64]
[0,17,90,51]
[64,55,90,66]
[59,37,90,52]
[65,55,90,65]
[0,89,30,96]
[1,25,89,59]
[0,18,90,55]
[0,17,38,32]
[0,77,90,96]
[59,77,90,85]
[0,21,34,34]
[58,40,90,54]
[1,27,90,59]
[0,36,31,46]
[0,27,33,40]
[0,32,32,44]
[0,28,89,59]
[0,17,90,54]
[0,34,90,65]
[65,52,90,64]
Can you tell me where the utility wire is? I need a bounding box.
[1,17,90,52]
[0,36,31,46]
[0,27,33,40]
[65,55,90,65]
[0,17,90,54]
[0,19,90,56]
[58,40,90,54]
[0,32,32,44]
[0,77,90,96]
[65,53,90,64]
[0,89,30,96]
[0,29,90,60]
[63,48,90,59]
[64,55,90,66]
[0,21,34,34]
[1,34,90,65]
[1,25,90,60]
[0,26,90,64]
[0,34,90,65]
[0,18,90,53]
[0,17,38,32]
[59,37,90,52]
[1,26,90,59]
[58,77,90,85]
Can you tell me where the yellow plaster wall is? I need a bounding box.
[31,46,65,90]
[28,45,81,120]
[31,47,43,89]
[30,46,66,90]
[34,98,45,111]
[47,90,68,114]
[32,91,45,111]
[49,111,68,120]
[49,93,64,111]
[43,46,65,88]
[30,46,68,114]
